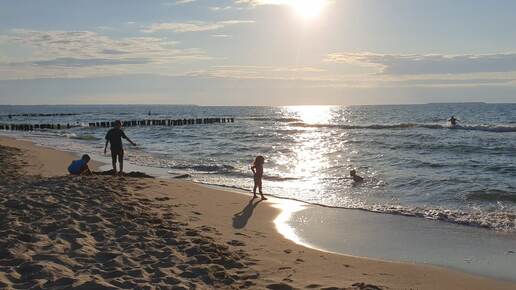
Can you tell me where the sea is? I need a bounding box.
[1,103,515,233]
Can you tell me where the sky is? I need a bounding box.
[0,0,515,105]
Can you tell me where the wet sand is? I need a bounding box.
[1,136,515,290]
[283,205,516,281]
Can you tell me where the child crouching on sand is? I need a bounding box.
[251,155,267,200]
[68,154,92,175]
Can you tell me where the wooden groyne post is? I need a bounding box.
[3,113,80,119]
[86,117,234,128]
[0,117,235,131]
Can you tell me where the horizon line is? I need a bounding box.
[1,101,516,107]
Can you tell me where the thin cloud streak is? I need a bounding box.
[188,65,330,81]
[142,20,255,33]
[175,0,196,4]
[325,52,516,75]
[235,0,296,5]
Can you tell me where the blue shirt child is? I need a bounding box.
[68,154,91,175]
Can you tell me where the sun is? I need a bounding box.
[291,0,327,19]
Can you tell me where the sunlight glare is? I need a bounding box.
[292,0,327,19]
[287,105,333,124]
[272,200,307,246]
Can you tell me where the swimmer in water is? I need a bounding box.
[350,169,364,183]
[448,116,459,126]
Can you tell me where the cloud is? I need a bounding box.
[395,78,515,87]
[142,20,255,33]
[32,58,150,67]
[235,0,289,5]
[325,52,516,75]
[175,0,196,4]
[210,6,234,11]
[3,29,207,61]
[2,74,515,106]
[4,28,513,91]
[162,0,196,6]
[234,0,331,7]
[180,64,516,88]
[189,65,330,81]
[211,34,232,38]
[0,29,212,79]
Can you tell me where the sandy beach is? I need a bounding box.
[1,136,515,290]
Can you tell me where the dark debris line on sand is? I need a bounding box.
[0,144,381,290]
[93,170,155,178]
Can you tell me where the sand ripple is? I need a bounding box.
[0,145,261,289]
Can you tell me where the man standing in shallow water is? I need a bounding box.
[104,120,137,176]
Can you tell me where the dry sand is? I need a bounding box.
[1,136,515,290]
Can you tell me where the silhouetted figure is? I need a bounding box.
[232,198,263,229]
[68,154,92,175]
[448,116,459,126]
[148,110,152,116]
[104,120,136,176]
[8,114,12,119]
[251,155,267,200]
[350,169,364,183]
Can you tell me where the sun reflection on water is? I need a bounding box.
[274,106,347,197]
[262,105,372,209]
[284,105,336,124]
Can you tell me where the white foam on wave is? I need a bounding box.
[289,122,516,132]
[3,122,515,233]
[367,204,516,233]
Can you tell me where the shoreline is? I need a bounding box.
[203,182,516,282]
[1,135,516,289]
[4,129,514,235]
[286,206,516,282]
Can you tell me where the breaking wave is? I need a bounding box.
[243,117,303,123]
[289,122,516,133]
[467,189,516,203]
[194,180,516,233]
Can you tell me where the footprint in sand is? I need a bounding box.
[234,232,250,238]
[0,152,265,290]
[155,197,170,201]
[227,240,246,246]
[266,282,295,290]
[352,282,384,290]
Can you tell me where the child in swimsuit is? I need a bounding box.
[251,156,267,200]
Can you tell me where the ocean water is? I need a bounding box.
[1,103,515,232]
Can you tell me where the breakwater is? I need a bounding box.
[0,117,235,131]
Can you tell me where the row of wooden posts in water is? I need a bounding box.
[4,113,80,118]
[88,117,234,128]
[0,117,235,132]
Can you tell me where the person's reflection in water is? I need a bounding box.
[232,198,263,229]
